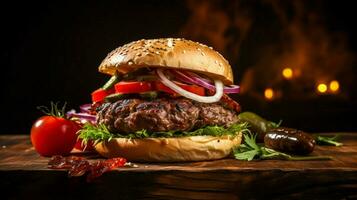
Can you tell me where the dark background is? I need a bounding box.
[1,0,356,134]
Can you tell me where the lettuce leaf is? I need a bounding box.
[78,122,248,145]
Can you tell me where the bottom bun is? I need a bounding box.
[94,133,242,162]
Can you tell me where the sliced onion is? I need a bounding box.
[156,69,223,103]
[172,70,215,89]
[67,109,96,124]
[172,70,240,94]
[184,71,213,83]
[80,104,92,113]
[168,70,196,84]
[222,84,240,93]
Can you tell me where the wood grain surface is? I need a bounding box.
[0,133,356,199]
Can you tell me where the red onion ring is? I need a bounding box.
[80,104,92,113]
[156,69,223,103]
[171,70,240,94]
[67,109,96,124]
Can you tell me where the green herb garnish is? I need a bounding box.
[233,133,332,161]
[268,119,282,129]
[315,134,343,146]
[77,123,114,146]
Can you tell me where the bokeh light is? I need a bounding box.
[264,88,274,100]
[317,83,328,93]
[282,68,293,79]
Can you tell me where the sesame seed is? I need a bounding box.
[167,38,173,48]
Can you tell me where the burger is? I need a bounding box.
[77,38,247,162]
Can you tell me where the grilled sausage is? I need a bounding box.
[264,127,316,155]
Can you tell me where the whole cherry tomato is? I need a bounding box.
[31,115,80,157]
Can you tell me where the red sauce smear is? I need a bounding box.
[48,155,127,182]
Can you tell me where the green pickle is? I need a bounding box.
[105,91,158,103]
[139,91,158,100]
[238,112,280,141]
[104,93,127,103]
[102,73,122,90]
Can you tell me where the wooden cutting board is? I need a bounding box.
[0,133,356,199]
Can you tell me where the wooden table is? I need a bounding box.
[0,134,356,199]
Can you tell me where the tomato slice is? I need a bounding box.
[114,81,153,94]
[155,82,205,96]
[94,81,205,100]
[91,88,114,103]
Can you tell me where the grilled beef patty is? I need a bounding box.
[97,98,239,134]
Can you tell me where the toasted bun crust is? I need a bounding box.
[94,133,242,162]
[99,38,234,85]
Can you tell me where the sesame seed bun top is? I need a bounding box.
[98,38,234,85]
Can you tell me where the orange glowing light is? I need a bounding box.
[282,68,293,79]
[264,88,274,100]
[329,80,339,92]
[317,83,327,93]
